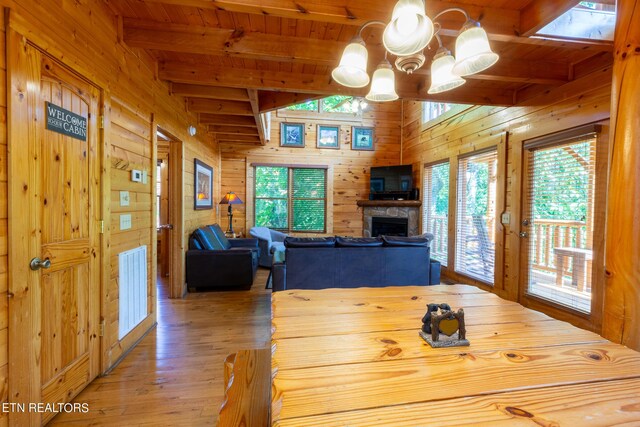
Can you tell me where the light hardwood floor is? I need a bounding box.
[50,269,272,426]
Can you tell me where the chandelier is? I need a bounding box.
[331,0,499,101]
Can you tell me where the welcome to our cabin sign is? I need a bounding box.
[45,102,87,141]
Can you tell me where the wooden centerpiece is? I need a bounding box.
[419,303,469,348]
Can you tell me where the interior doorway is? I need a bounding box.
[156,128,185,299]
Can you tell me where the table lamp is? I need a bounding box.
[219,192,243,237]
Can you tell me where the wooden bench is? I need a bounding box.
[218,348,271,426]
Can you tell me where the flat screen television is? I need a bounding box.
[370,165,413,192]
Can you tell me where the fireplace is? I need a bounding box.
[372,217,409,237]
[358,200,421,238]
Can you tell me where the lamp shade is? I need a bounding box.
[219,192,243,205]
[428,48,466,94]
[331,38,370,88]
[365,61,399,102]
[452,23,499,76]
[383,0,433,56]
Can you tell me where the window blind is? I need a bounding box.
[292,168,326,232]
[255,166,327,233]
[423,162,449,266]
[524,136,596,313]
[455,150,498,284]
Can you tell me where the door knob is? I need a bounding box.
[157,224,174,230]
[30,257,51,271]
[519,232,529,238]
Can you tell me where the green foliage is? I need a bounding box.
[463,161,490,217]
[531,142,591,221]
[285,95,358,114]
[430,163,449,216]
[322,95,354,113]
[286,100,319,111]
[255,166,326,232]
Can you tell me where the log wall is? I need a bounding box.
[220,103,401,237]
[0,1,220,419]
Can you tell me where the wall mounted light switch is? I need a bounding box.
[120,214,132,230]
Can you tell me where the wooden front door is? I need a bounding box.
[8,34,102,425]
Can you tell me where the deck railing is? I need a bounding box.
[530,219,588,274]
[426,215,448,263]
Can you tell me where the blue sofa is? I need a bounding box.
[186,224,259,290]
[272,235,439,292]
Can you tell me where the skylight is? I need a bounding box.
[535,1,616,42]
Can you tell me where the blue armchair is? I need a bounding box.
[249,227,287,267]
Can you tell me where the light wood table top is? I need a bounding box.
[271,285,640,426]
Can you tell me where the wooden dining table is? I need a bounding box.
[271,285,640,426]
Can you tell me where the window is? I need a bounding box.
[254,165,327,233]
[523,131,597,313]
[534,1,615,41]
[285,100,319,112]
[285,96,366,114]
[423,162,449,266]
[455,150,498,284]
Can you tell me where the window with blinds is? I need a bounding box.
[455,150,498,284]
[523,132,597,313]
[254,166,327,233]
[423,162,449,266]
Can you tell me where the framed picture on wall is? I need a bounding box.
[280,122,305,147]
[317,125,340,149]
[194,159,213,210]
[352,127,375,151]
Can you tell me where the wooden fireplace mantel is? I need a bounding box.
[357,200,422,208]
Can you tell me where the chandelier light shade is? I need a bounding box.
[452,22,499,76]
[383,0,434,56]
[331,5,499,99]
[331,37,370,88]
[366,60,399,102]
[428,47,466,94]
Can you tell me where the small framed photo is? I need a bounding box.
[352,127,374,151]
[317,125,340,149]
[281,122,305,147]
[194,159,213,210]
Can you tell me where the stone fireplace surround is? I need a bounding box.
[357,200,422,238]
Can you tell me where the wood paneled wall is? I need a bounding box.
[0,13,7,425]
[220,103,401,237]
[0,0,219,417]
[402,67,612,332]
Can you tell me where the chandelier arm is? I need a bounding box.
[432,7,472,24]
[356,20,387,38]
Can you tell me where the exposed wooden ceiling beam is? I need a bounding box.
[199,114,257,126]
[247,89,269,145]
[208,125,260,135]
[187,98,254,115]
[127,21,569,85]
[131,1,522,42]
[131,2,611,50]
[124,21,340,66]
[519,0,580,37]
[216,135,263,143]
[171,83,249,101]
[160,62,515,106]
[258,92,325,113]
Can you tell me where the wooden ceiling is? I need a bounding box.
[106,0,614,144]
